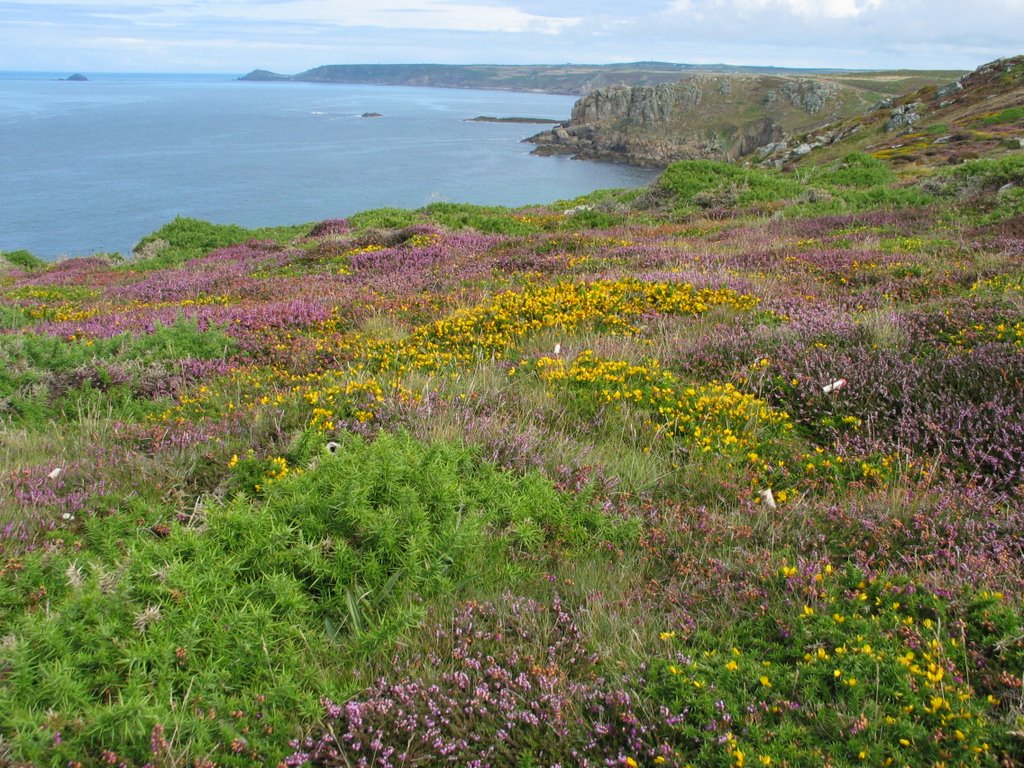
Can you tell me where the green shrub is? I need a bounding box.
[0,304,29,330]
[422,202,540,234]
[982,106,1024,125]
[933,153,1024,196]
[0,432,631,765]
[0,250,46,270]
[0,320,237,426]
[806,152,895,189]
[130,217,308,270]
[348,207,419,230]
[121,319,238,363]
[658,160,803,209]
[560,208,621,230]
[646,569,1022,768]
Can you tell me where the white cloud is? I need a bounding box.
[670,0,886,19]
[250,1,583,34]
[58,0,583,34]
[736,0,885,18]
[1,0,1016,72]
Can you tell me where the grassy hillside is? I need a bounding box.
[782,56,1024,170]
[2,99,1024,768]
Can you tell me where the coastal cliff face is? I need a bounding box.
[527,74,864,166]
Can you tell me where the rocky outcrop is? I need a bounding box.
[777,80,836,113]
[526,74,851,167]
[884,102,922,133]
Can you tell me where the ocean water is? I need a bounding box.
[0,72,658,260]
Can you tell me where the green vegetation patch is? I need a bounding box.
[805,152,895,189]
[648,570,1021,767]
[658,160,804,210]
[347,206,419,230]
[0,250,46,271]
[982,106,1024,125]
[0,432,631,766]
[130,217,310,270]
[933,153,1024,194]
[422,202,540,235]
[0,319,238,426]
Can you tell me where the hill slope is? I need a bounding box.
[764,55,1024,170]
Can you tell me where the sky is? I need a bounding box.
[0,0,1020,74]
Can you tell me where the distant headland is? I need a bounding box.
[238,62,856,96]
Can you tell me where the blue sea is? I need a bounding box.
[0,72,658,260]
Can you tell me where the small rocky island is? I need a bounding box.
[63,73,88,81]
[361,112,382,118]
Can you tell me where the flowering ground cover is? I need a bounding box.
[1,150,1024,767]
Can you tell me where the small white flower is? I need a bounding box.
[759,488,777,509]
[48,467,62,480]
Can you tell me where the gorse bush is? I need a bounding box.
[0,432,632,766]
[0,249,46,270]
[130,216,309,269]
[347,206,419,230]
[928,153,1024,198]
[0,319,238,426]
[349,202,610,236]
[658,160,804,209]
[422,202,540,234]
[982,106,1024,125]
[0,303,29,331]
[646,569,1021,768]
[805,152,895,189]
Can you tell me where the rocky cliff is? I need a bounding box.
[526,73,932,166]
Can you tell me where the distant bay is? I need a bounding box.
[0,73,658,261]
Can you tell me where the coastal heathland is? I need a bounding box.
[2,58,1023,767]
